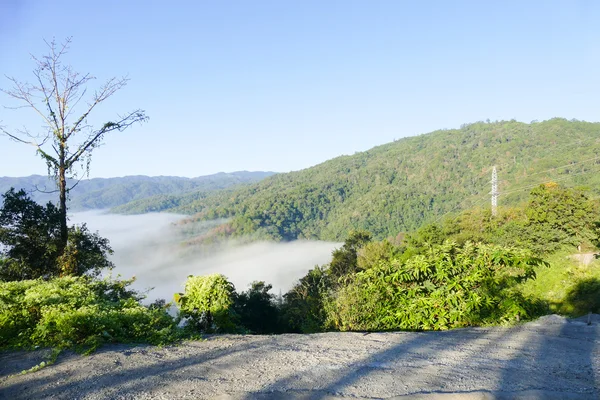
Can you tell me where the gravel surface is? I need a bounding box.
[1,315,599,399]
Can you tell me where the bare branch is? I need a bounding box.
[66,76,128,139]
[1,126,39,147]
[33,68,61,132]
[33,184,59,194]
[65,109,148,167]
[1,76,56,129]
[67,174,86,192]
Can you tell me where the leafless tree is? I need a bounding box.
[1,38,148,254]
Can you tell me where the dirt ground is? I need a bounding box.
[1,315,599,400]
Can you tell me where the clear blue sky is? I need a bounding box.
[1,1,599,178]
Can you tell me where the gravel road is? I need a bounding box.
[1,315,599,400]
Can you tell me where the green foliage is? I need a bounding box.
[329,230,372,282]
[0,189,114,281]
[326,241,547,331]
[357,239,400,271]
[281,266,331,333]
[406,183,600,256]
[0,188,62,280]
[234,281,280,334]
[526,183,598,253]
[164,119,600,243]
[0,276,178,352]
[519,250,600,317]
[57,224,114,277]
[174,274,237,333]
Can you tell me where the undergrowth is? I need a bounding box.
[519,249,600,316]
[0,276,180,354]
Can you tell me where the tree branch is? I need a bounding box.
[65,109,147,167]
[66,76,128,139]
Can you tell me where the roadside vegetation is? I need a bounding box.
[3,182,598,357]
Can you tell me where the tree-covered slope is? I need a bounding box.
[172,119,600,242]
[0,171,275,211]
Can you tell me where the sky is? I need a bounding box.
[0,0,599,178]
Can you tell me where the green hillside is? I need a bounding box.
[132,119,600,242]
[0,171,275,211]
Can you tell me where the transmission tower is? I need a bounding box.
[490,166,498,217]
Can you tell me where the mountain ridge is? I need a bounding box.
[0,171,276,211]
[161,118,600,242]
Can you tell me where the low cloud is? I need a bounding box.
[70,211,339,303]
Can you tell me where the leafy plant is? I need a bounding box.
[0,276,178,353]
[0,188,114,281]
[234,281,280,334]
[174,274,238,333]
[326,241,547,331]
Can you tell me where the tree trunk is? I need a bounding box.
[58,158,68,255]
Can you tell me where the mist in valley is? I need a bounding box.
[70,211,339,303]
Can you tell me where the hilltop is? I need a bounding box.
[129,118,600,241]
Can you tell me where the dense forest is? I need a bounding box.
[136,118,600,243]
[0,171,274,211]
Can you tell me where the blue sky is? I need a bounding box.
[1,1,599,178]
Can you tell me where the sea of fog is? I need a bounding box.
[70,211,340,303]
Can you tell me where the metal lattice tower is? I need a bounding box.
[490,166,498,217]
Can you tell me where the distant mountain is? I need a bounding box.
[150,118,600,242]
[0,171,276,211]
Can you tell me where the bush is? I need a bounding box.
[234,281,280,334]
[0,276,178,352]
[0,188,114,281]
[174,274,237,333]
[326,241,547,331]
[280,266,331,333]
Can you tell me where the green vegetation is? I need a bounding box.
[519,250,600,316]
[131,119,600,243]
[404,183,599,256]
[234,281,281,334]
[0,276,177,353]
[174,274,238,333]
[2,117,600,358]
[327,242,546,331]
[2,180,600,358]
[0,189,113,281]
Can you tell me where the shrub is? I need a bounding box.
[0,276,178,352]
[326,241,547,331]
[174,274,237,333]
[280,266,331,333]
[234,281,280,334]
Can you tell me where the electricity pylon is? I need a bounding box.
[490,166,498,217]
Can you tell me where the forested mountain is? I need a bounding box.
[166,119,600,242]
[0,171,275,211]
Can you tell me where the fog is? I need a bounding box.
[70,211,340,303]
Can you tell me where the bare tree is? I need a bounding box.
[1,38,148,254]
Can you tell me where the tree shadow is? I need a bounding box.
[0,336,265,399]
[241,328,514,399]
[558,278,600,317]
[2,318,598,399]
[241,321,599,399]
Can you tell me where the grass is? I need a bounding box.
[519,248,600,317]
